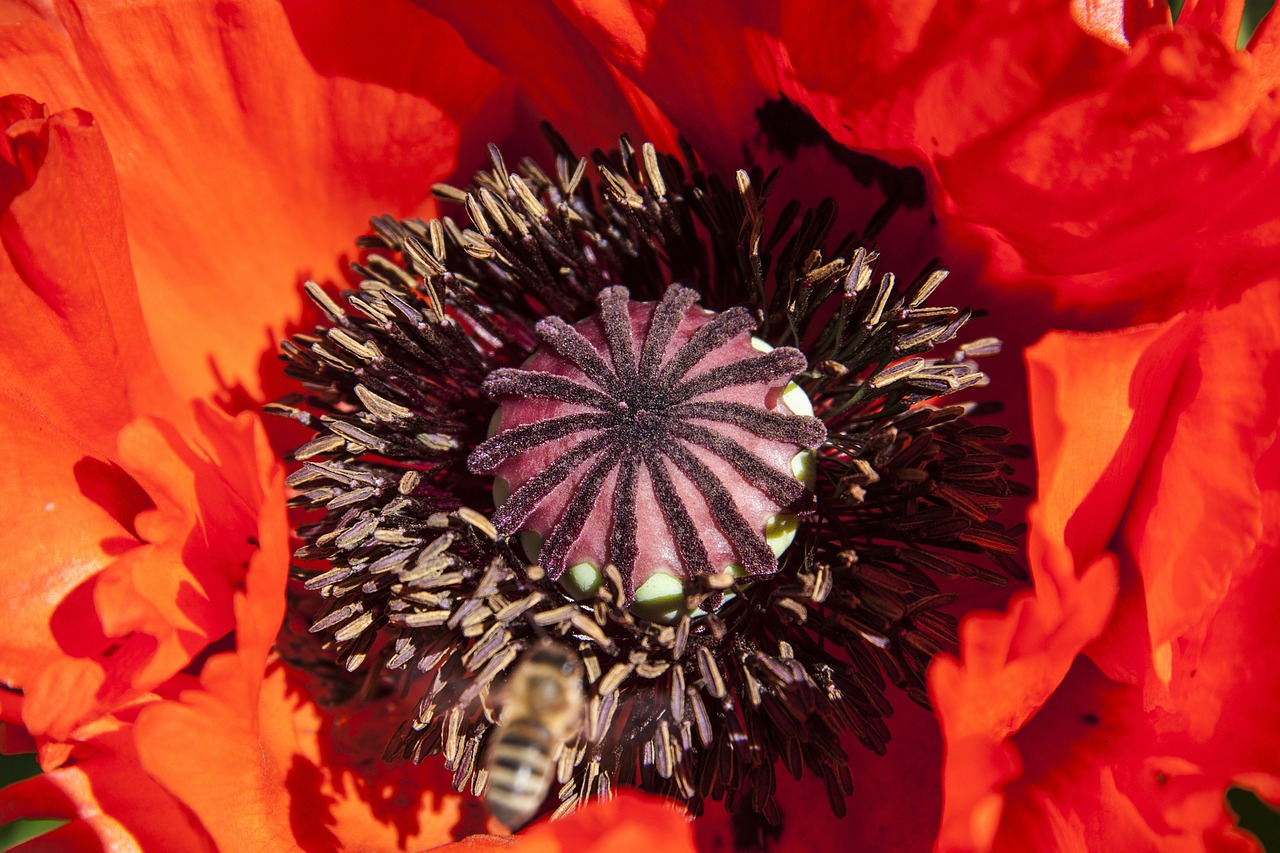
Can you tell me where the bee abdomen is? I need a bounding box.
[484,717,556,830]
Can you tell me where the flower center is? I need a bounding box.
[469,284,825,616]
[279,131,1026,829]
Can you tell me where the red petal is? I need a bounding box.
[426,792,696,853]
[1114,279,1278,681]
[0,102,175,441]
[772,702,947,851]
[992,659,1261,852]
[0,101,289,741]
[746,3,1280,320]
[1025,318,1195,573]
[1177,0,1249,46]
[936,279,1280,848]
[540,0,764,168]
[0,102,164,736]
[938,25,1280,317]
[690,705,949,851]
[135,659,476,852]
[932,548,1119,851]
[932,318,1187,848]
[512,790,694,853]
[1251,7,1280,84]
[0,0,512,402]
[417,0,677,153]
[761,1,1115,160]
[8,402,287,743]
[1161,485,1280,790]
[0,701,215,852]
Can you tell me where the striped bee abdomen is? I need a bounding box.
[484,717,558,829]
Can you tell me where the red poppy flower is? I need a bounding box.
[1,0,1277,851]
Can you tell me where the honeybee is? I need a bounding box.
[484,639,585,830]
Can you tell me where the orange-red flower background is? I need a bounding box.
[1,0,1277,850]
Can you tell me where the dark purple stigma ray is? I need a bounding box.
[669,401,828,446]
[636,285,699,379]
[488,431,615,531]
[668,348,808,404]
[468,412,613,472]
[538,444,626,579]
[597,286,639,389]
[659,440,777,576]
[483,369,619,410]
[467,284,827,603]
[609,453,641,602]
[657,306,757,388]
[533,316,622,395]
[664,419,809,510]
[646,454,715,577]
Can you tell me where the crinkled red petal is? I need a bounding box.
[0,99,288,744]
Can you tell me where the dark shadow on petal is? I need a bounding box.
[756,97,926,211]
[73,457,155,542]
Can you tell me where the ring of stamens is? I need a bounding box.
[278,130,1026,830]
